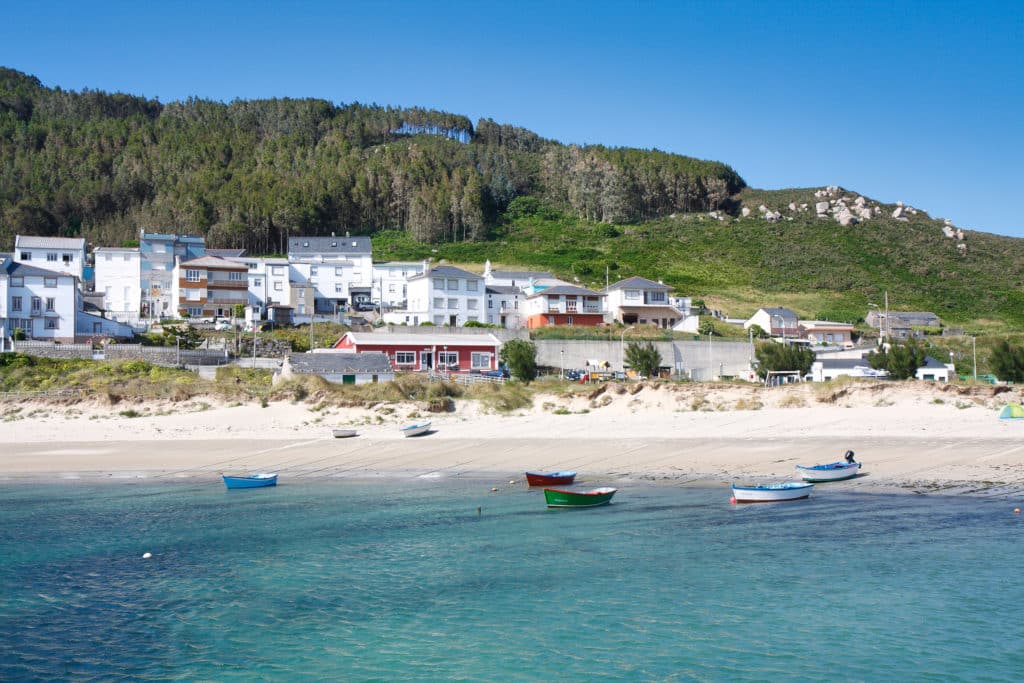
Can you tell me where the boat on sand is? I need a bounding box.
[400,421,432,437]
[222,472,278,489]
[332,428,357,438]
[796,450,861,482]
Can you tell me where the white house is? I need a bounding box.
[139,230,205,319]
[288,235,374,315]
[13,235,87,281]
[744,307,799,338]
[485,285,526,328]
[916,356,954,382]
[225,256,291,318]
[603,276,681,329]
[1,255,78,342]
[798,320,855,347]
[93,247,142,323]
[404,265,486,326]
[482,260,553,289]
[371,260,427,310]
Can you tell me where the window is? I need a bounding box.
[44,277,57,288]
[310,266,318,276]
[335,267,344,276]
[447,278,459,291]
[625,289,641,300]
[11,276,23,287]
[31,297,41,313]
[447,298,458,309]
[254,278,262,287]
[433,297,444,309]
[45,318,59,329]
[11,296,21,312]
[466,280,478,292]
[433,278,445,289]
[567,316,574,325]
[335,284,344,293]
[396,351,416,365]
[271,266,284,275]
[488,299,493,309]
[467,299,478,310]
[45,297,55,312]
[123,253,131,262]
[185,269,201,282]
[186,289,202,301]
[20,251,31,260]
[47,253,58,262]
[433,315,445,325]
[274,282,283,291]
[228,271,245,281]
[471,352,491,369]
[63,253,72,264]
[439,351,458,368]
[187,307,203,317]
[648,291,666,303]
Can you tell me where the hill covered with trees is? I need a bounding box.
[2,67,1023,329]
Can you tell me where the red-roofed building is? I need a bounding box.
[333,331,503,373]
[522,284,605,329]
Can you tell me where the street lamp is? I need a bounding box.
[560,348,565,380]
[972,336,977,381]
[620,326,635,372]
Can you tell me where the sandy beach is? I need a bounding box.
[2,380,1023,496]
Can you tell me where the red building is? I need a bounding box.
[333,331,503,373]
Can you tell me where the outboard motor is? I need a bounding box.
[845,450,856,464]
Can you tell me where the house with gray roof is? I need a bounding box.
[287,234,374,319]
[744,307,799,338]
[402,265,485,326]
[482,260,553,289]
[277,351,394,385]
[865,310,941,340]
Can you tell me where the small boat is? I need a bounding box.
[222,472,278,489]
[332,428,358,438]
[544,487,617,508]
[400,421,432,437]
[525,470,577,486]
[796,450,861,482]
[731,482,813,503]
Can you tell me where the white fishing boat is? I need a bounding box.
[332,428,358,438]
[796,450,861,482]
[731,481,813,503]
[400,421,432,437]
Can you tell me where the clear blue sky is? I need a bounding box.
[2,0,1022,237]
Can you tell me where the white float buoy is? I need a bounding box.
[142,552,152,559]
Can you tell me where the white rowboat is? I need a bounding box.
[731,482,813,503]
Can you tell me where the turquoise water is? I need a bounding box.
[2,479,1023,682]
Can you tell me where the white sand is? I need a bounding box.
[2,381,1023,496]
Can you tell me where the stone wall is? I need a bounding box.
[11,340,229,367]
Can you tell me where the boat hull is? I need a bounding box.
[796,461,861,482]
[544,487,616,508]
[332,429,357,438]
[222,473,278,489]
[401,422,431,437]
[525,471,577,486]
[731,482,812,503]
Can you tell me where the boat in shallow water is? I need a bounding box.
[543,487,617,508]
[222,472,278,489]
[525,470,576,486]
[731,482,812,503]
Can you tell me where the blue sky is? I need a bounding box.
[2,0,1022,237]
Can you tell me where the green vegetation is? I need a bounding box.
[624,341,662,378]
[867,341,927,380]
[989,341,1024,383]
[499,339,538,383]
[754,343,815,379]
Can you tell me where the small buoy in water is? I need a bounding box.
[142,552,152,559]
[490,487,498,492]
[1014,508,1021,514]
[730,497,737,505]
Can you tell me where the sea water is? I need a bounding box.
[1,479,1022,682]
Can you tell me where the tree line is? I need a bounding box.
[0,67,745,253]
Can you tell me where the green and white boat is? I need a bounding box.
[543,487,617,508]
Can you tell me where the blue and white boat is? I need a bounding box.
[400,421,432,437]
[796,450,861,482]
[731,482,813,503]
[222,472,278,489]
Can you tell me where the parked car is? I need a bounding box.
[481,368,510,378]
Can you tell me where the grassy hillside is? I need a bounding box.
[374,187,1024,331]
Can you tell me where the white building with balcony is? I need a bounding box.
[523,284,605,329]
[1,255,78,342]
[485,285,526,328]
[603,276,681,329]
